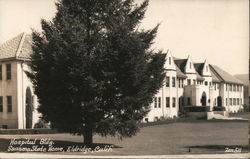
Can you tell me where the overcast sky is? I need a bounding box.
[0,0,248,75]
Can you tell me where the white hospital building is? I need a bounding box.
[0,33,244,128]
[145,51,244,122]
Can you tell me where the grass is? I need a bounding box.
[0,120,248,155]
[229,112,249,119]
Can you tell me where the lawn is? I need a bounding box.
[0,120,248,155]
[229,112,249,119]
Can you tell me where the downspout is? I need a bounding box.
[21,61,25,129]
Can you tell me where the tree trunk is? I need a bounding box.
[83,121,93,146]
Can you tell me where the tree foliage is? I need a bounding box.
[28,0,166,145]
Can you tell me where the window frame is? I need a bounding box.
[158,97,161,108]
[172,97,176,108]
[166,97,170,107]
[6,64,11,80]
[0,65,2,80]
[154,97,157,108]
[166,76,170,87]
[0,96,3,112]
[7,96,12,112]
[172,77,176,87]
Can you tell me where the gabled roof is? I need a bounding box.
[174,59,187,73]
[209,65,243,85]
[210,67,222,83]
[176,66,187,78]
[0,33,32,61]
[196,73,205,81]
[194,63,204,76]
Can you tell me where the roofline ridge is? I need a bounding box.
[0,33,23,48]
[15,32,26,58]
[209,64,225,82]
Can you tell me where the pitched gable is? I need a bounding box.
[194,60,211,77]
[164,50,176,71]
[201,59,211,77]
[184,55,196,74]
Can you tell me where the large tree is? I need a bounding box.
[29,0,166,145]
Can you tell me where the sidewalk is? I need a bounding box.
[0,152,249,158]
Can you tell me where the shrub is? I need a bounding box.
[213,106,226,111]
[34,119,50,128]
[243,104,249,112]
[0,128,58,134]
[184,106,210,112]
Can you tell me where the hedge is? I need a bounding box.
[184,106,210,112]
[0,128,59,134]
[213,106,226,111]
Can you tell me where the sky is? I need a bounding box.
[0,0,248,75]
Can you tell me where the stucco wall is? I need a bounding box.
[17,61,39,129]
[0,60,39,129]
[0,61,18,128]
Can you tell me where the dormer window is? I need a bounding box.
[169,57,171,65]
[206,66,208,72]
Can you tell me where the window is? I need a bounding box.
[193,79,196,85]
[190,62,192,69]
[226,98,228,106]
[229,84,232,91]
[229,98,232,105]
[169,57,171,65]
[236,85,239,91]
[226,84,228,91]
[206,66,208,72]
[0,96,2,112]
[6,64,11,80]
[187,98,191,105]
[214,83,216,90]
[205,81,208,86]
[240,98,242,105]
[179,97,182,107]
[0,65,2,80]
[158,97,161,108]
[154,97,157,108]
[172,97,176,107]
[166,76,170,87]
[237,98,239,105]
[178,79,181,88]
[7,96,12,112]
[233,98,236,105]
[209,82,211,86]
[233,85,235,91]
[166,97,170,107]
[172,77,175,87]
[187,79,191,85]
[182,79,184,88]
